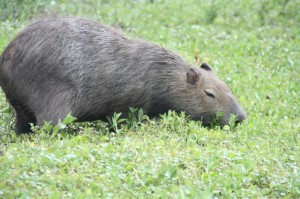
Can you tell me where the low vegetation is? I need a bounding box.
[0,0,299,198]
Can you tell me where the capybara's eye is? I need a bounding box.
[204,89,215,98]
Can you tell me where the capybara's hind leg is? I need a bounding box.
[15,108,36,135]
[33,92,75,133]
[35,105,73,130]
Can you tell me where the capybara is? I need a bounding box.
[0,17,245,134]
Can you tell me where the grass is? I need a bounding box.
[0,0,299,198]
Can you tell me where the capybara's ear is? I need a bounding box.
[200,63,212,71]
[187,68,199,84]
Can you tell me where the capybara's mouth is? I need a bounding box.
[199,112,245,128]
[197,112,216,127]
[197,112,238,128]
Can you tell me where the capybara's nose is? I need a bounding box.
[235,111,246,125]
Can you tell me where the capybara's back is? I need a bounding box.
[0,17,245,134]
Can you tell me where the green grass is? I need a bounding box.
[0,0,299,198]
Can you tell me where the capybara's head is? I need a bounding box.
[184,63,245,127]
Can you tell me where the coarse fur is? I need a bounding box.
[0,17,245,134]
